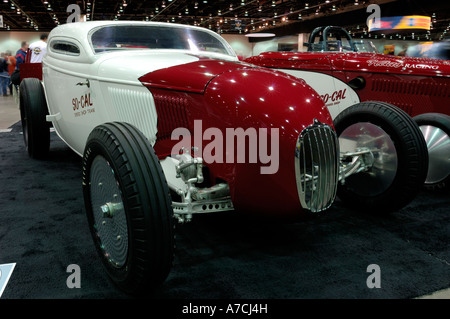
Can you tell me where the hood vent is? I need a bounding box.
[371,79,449,97]
[152,93,189,140]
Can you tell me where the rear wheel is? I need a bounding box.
[413,113,450,190]
[334,101,428,212]
[82,122,175,294]
[19,78,50,159]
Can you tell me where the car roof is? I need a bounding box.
[49,20,220,40]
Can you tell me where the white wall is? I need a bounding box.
[0,32,41,55]
[222,34,304,58]
[221,34,253,59]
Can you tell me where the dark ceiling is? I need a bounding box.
[1,0,449,41]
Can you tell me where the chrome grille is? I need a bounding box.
[295,120,339,213]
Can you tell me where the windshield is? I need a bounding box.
[90,24,235,57]
[354,40,378,53]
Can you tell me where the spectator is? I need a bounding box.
[5,50,16,95]
[15,41,29,70]
[29,34,48,63]
[11,41,28,86]
[0,53,9,96]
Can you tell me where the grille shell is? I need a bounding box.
[295,120,339,213]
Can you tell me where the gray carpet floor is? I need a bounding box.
[1,122,449,299]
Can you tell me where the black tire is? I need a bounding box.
[19,78,50,159]
[413,113,450,190]
[334,101,428,212]
[82,122,175,294]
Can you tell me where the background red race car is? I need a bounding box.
[246,26,450,190]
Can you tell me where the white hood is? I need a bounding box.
[97,51,201,83]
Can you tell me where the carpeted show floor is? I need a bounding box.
[0,121,449,299]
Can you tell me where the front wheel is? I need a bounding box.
[82,122,175,294]
[334,101,428,212]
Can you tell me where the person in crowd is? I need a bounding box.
[15,41,29,69]
[29,34,48,63]
[11,41,28,86]
[0,53,10,96]
[5,51,16,95]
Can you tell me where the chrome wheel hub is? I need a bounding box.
[339,122,398,196]
[419,125,450,184]
[90,156,129,268]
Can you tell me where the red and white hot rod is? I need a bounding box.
[19,21,428,293]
